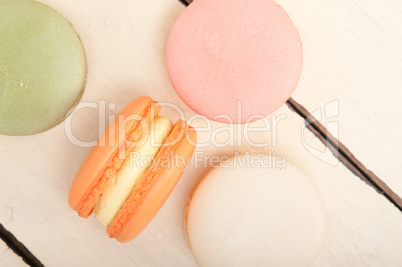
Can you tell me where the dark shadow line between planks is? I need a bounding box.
[178,0,191,6]
[287,98,402,212]
[179,0,402,212]
[0,223,44,267]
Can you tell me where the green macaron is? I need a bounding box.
[0,0,87,135]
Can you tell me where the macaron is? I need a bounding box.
[166,0,302,124]
[68,96,197,242]
[0,0,87,135]
[185,154,325,266]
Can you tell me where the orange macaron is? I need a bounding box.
[68,96,197,242]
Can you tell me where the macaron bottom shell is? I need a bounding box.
[107,120,195,240]
[113,123,197,243]
[94,116,174,226]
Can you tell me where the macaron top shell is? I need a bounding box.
[94,116,174,226]
[68,96,160,216]
[166,0,302,124]
[186,154,325,266]
[0,0,87,135]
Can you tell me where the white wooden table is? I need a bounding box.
[1,0,402,266]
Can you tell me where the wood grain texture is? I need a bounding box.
[0,241,28,267]
[274,0,402,197]
[0,224,43,266]
[287,98,402,211]
[0,0,402,265]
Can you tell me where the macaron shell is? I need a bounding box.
[107,119,190,237]
[0,0,87,135]
[68,96,160,215]
[185,155,325,266]
[166,0,302,123]
[115,126,197,243]
[93,116,174,226]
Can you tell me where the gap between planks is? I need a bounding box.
[179,0,402,212]
[0,223,44,267]
[287,98,402,212]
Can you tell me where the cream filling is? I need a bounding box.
[94,116,173,226]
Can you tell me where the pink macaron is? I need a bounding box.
[166,0,302,124]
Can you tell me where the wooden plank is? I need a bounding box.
[2,103,402,265]
[0,0,401,265]
[287,98,402,211]
[240,106,402,266]
[273,0,402,197]
[0,241,27,267]
[0,224,43,266]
